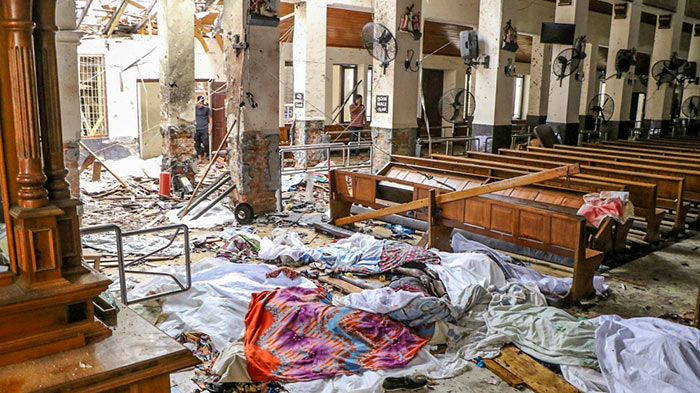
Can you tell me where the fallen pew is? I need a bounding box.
[329,164,606,301]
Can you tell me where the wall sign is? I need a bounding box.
[375,95,389,113]
[294,92,304,108]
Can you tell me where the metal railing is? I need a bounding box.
[80,223,192,305]
[277,141,374,210]
[415,136,481,156]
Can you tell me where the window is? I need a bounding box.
[340,65,357,123]
[78,55,108,137]
[283,62,293,124]
[366,66,372,122]
[512,76,524,120]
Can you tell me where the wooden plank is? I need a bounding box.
[334,164,580,226]
[483,358,525,389]
[313,222,354,238]
[318,276,362,294]
[493,345,581,393]
[104,0,130,37]
[79,142,135,194]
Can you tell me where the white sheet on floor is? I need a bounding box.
[166,202,238,229]
[561,365,609,393]
[128,257,316,349]
[342,288,425,314]
[485,304,599,367]
[258,228,311,261]
[595,315,700,393]
[451,232,608,296]
[426,251,507,309]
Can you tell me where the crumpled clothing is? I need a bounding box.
[485,304,599,367]
[342,287,424,314]
[560,365,609,393]
[217,234,261,261]
[388,276,432,297]
[258,228,316,264]
[387,295,455,331]
[265,267,302,280]
[380,241,440,271]
[244,286,429,383]
[595,315,700,393]
[176,331,221,389]
[213,341,252,383]
[577,192,634,227]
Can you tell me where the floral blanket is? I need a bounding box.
[244,286,428,382]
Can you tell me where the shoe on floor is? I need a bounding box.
[382,376,428,391]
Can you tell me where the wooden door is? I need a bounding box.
[210,81,227,153]
[421,69,444,137]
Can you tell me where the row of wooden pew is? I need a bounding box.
[328,137,700,303]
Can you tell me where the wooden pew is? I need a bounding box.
[554,144,700,167]
[499,148,690,234]
[585,142,700,161]
[329,169,604,301]
[525,146,700,204]
[433,152,667,242]
[599,140,700,154]
[388,155,627,253]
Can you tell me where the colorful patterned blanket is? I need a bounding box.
[244,286,429,383]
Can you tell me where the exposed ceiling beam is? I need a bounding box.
[104,0,131,37]
[77,0,95,28]
[130,0,158,34]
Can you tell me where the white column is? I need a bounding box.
[472,0,516,152]
[527,34,552,128]
[370,0,422,171]
[645,0,687,135]
[579,42,600,130]
[222,0,280,212]
[603,0,642,139]
[682,25,700,112]
[56,0,82,198]
[546,0,589,144]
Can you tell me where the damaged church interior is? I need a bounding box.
[2,0,700,392]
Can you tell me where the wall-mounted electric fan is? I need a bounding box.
[553,48,582,85]
[651,55,684,87]
[682,96,700,119]
[588,93,614,140]
[361,22,397,74]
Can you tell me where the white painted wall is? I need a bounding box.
[77,36,223,140]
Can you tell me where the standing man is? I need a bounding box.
[348,94,366,157]
[195,96,212,163]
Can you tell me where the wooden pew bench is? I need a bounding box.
[498,149,690,235]
[561,144,700,166]
[388,155,626,253]
[432,152,664,244]
[329,169,604,301]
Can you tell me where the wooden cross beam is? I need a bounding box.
[333,163,581,226]
[104,0,131,37]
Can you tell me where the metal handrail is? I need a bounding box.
[80,223,192,305]
[415,136,480,157]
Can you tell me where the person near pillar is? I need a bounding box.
[195,96,212,163]
[348,94,367,157]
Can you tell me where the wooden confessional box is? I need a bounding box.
[0,1,112,366]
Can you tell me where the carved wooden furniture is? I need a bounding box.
[329,165,605,301]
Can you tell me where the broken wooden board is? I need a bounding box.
[318,276,362,294]
[483,358,525,389]
[492,345,580,393]
[313,222,354,238]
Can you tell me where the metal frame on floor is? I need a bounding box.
[80,223,192,305]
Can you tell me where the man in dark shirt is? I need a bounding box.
[195,96,211,163]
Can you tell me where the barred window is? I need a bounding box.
[79,55,108,137]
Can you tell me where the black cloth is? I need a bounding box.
[196,105,211,131]
[195,129,210,158]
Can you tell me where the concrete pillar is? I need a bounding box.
[292,1,328,162]
[158,0,196,181]
[546,0,589,145]
[472,0,516,152]
[602,0,641,140]
[222,0,280,212]
[682,25,700,132]
[55,0,82,198]
[644,0,687,135]
[527,35,552,128]
[579,42,600,131]
[370,0,421,171]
